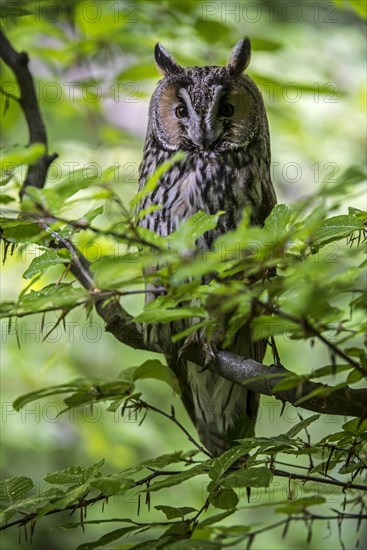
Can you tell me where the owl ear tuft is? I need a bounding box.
[227,37,251,74]
[154,43,183,76]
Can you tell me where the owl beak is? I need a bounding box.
[189,121,219,149]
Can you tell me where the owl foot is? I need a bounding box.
[198,341,218,373]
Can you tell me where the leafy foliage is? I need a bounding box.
[1,1,366,549]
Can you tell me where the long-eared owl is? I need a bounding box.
[137,38,276,457]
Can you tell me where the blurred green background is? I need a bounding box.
[1,0,366,548]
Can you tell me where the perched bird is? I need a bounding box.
[137,38,276,457]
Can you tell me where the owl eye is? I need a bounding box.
[218,102,234,117]
[175,105,188,119]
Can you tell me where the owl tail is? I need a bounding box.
[185,362,259,457]
[173,327,265,457]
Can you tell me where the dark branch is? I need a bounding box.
[104,311,367,418]
[0,25,57,196]
[0,469,183,532]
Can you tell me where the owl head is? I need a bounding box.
[149,38,267,154]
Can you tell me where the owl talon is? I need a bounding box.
[200,342,217,372]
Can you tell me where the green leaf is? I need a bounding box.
[312,215,364,248]
[276,496,325,514]
[347,368,364,384]
[169,210,223,251]
[81,206,104,224]
[0,487,64,524]
[25,169,103,213]
[121,360,178,392]
[0,143,46,170]
[221,467,272,489]
[92,254,144,289]
[286,415,320,438]
[251,315,301,342]
[76,526,141,550]
[264,204,291,239]
[209,487,239,510]
[135,306,207,324]
[0,194,14,204]
[13,380,89,411]
[342,418,367,436]
[0,218,43,243]
[2,476,34,504]
[89,477,133,496]
[198,509,235,527]
[272,375,303,392]
[339,460,366,474]
[44,460,105,485]
[23,249,70,279]
[155,505,197,519]
[144,463,209,492]
[209,445,252,482]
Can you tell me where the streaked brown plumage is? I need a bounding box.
[137,38,276,456]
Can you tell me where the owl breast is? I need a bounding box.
[138,145,265,242]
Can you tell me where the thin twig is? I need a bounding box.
[273,469,366,492]
[136,399,212,458]
[254,298,366,376]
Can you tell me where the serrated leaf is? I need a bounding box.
[0,143,46,170]
[89,477,133,496]
[0,218,43,243]
[199,509,235,527]
[155,505,197,519]
[0,284,90,319]
[342,418,367,436]
[4,476,34,503]
[23,249,70,279]
[81,206,104,224]
[44,460,104,485]
[221,467,272,489]
[144,463,208,493]
[264,204,291,239]
[121,360,178,392]
[208,445,252,482]
[209,487,239,510]
[251,315,302,342]
[135,306,207,324]
[312,215,364,247]
[339,461,366,474]
[0,487,64,524]
[169,210,223,251]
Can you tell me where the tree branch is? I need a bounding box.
[0,25,57,196]
[104,313,367,417]
[0,469,183,532]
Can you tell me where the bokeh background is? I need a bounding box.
[1,1,366,548]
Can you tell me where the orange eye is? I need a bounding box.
[218,103,234,117]
[175,105,188,118]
